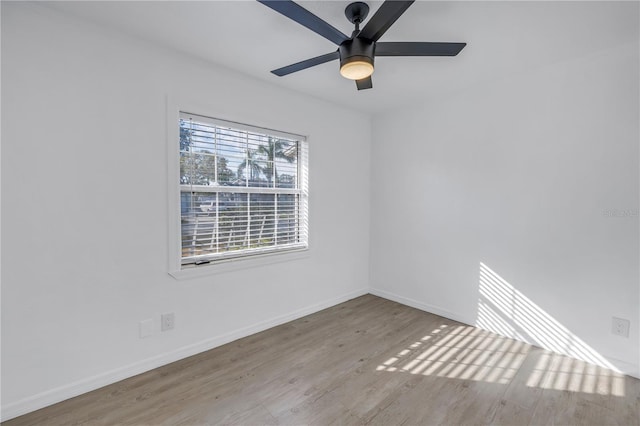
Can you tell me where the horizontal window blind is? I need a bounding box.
[179,112,308,266]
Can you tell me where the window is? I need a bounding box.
[177,112,308,267]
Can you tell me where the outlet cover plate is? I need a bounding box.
[612,317,630,338]
[161,313,175,331]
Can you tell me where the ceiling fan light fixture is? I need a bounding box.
[339,56,374,80]
[259,0,467,91]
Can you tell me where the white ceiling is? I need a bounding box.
[47,1,639,114]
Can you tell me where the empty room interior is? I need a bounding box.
[1,1,639,424]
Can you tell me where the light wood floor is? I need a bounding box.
[4,295,639,425]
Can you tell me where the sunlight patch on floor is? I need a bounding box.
[526,351,625,396]
[376,324,528,385]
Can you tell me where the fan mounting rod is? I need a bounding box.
[345,2,369,30]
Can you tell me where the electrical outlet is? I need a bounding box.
[612,317,630,338]
[161,313,175,331]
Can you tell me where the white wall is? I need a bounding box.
[0,3,370,419]
[370,39,639,376]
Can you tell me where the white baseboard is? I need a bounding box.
[1,288,368,422]
[601,357,640,379]
[369,287,474,325]
[369,287,640,380]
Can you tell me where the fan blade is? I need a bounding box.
[358,0,414,42]
[258,0,349,45]
[376,42,467,56]
[356,76,373,90]
[272,51,340,76]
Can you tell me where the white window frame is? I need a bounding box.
[167,99,309,279]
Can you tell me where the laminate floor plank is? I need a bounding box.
[4,295,639,426]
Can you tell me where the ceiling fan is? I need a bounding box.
[257,0,466,90]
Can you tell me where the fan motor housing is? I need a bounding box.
[339,37,375,69]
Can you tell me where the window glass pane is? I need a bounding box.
[240,133,268,187]
[189,126,216,153]
[217,193,248,251]
[216,127,245,186]
[180,192,195,218]
[216,156,235,186]
[179,119,191,152]
[275,140,298,189]
[180,152,216,186]
[277,193,298,244]
[250,193,275,247]
[181,193,217,259]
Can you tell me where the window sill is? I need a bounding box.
[168,247,310,280]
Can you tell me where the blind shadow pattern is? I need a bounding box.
[376,323,529,385]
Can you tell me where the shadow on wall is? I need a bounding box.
[476,262,617,372]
